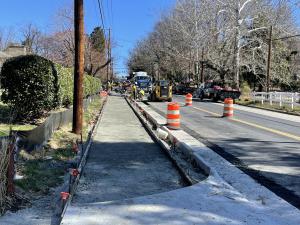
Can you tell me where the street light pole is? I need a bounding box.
[72,0,84,134]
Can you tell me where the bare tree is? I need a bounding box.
[0,27,16,51]
[21,23,43,54]
[128,0,298,90]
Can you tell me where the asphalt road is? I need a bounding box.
[146,95,300,209]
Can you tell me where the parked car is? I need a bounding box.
[173,83,196,95]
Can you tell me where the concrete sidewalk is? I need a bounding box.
[61,96,300,225]
[67,95,184,204]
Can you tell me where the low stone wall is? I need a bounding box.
[16,95,98,152]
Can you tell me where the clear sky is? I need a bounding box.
[0,0,176,76]
[0,0,299,76]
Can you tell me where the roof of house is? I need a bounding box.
[0,51,10,59]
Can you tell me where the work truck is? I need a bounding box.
[131,71,152,92]
[193,80,241,102]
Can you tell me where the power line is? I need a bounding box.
[272,34,300,41]
[110,0,114,30]
[97,0,105,30]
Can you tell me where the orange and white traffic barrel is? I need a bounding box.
[185,93,192,106]
[223,98,234,117]
[167,103,180,130]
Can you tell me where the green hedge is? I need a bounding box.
[0,55,101,121]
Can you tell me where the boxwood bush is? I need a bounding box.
[0,55,101,122]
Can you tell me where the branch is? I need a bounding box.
[239,0,254,14]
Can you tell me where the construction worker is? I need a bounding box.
[132,83,137,100]
[138,89,145,101]
[107,81,112,92]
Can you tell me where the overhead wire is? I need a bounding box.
[97,0,106,31]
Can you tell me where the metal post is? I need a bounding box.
[72,0,85,134]
[266,26,272,93]
[279,94,282,108]
[291,94,294,110]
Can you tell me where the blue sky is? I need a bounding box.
[0,0,176,76]
[99,0,176,75]
[0,0,299,76]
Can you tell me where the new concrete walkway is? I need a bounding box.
[69,96,184,204]
[61,96,300,225]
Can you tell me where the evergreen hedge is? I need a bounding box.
[0,55,101,121]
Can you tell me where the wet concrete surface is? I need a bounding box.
[72,96,186,205]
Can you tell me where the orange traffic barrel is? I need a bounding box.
[185,93,192,106]
[167,103,180,130]
[223,98,233,117]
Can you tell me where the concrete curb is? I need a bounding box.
[127,99,300,217]
[125,98,203,185]
[127,99,211,177]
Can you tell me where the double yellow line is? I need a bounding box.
[182,103,300,142]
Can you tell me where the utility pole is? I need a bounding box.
[110,35,113,80]
[200,48,204,83]
[266,26,272,93]
[72,0,84,134]
[111,59,114,79]
[194,0,200,86]
[106,28,111,90]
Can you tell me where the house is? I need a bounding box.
[0,44,27,70]
[287,39,300,80]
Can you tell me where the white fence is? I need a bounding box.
[251,92,300,109]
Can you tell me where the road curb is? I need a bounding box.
[127,99,300,217]
[125,97,205,185]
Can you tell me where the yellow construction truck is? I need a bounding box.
[148,80,172,102]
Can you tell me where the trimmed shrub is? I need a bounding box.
[0,139,10,215]
[1,55,57,121]
[56,64,74,106]
[56,64,101,107]
[1,55,101,122]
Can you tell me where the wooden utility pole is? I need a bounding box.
[200,48,204,83]
[110,36,113,80]
[266,26,272,93]
[106,28,111,90]
[72,0,84,134]
[6,139,15,194]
